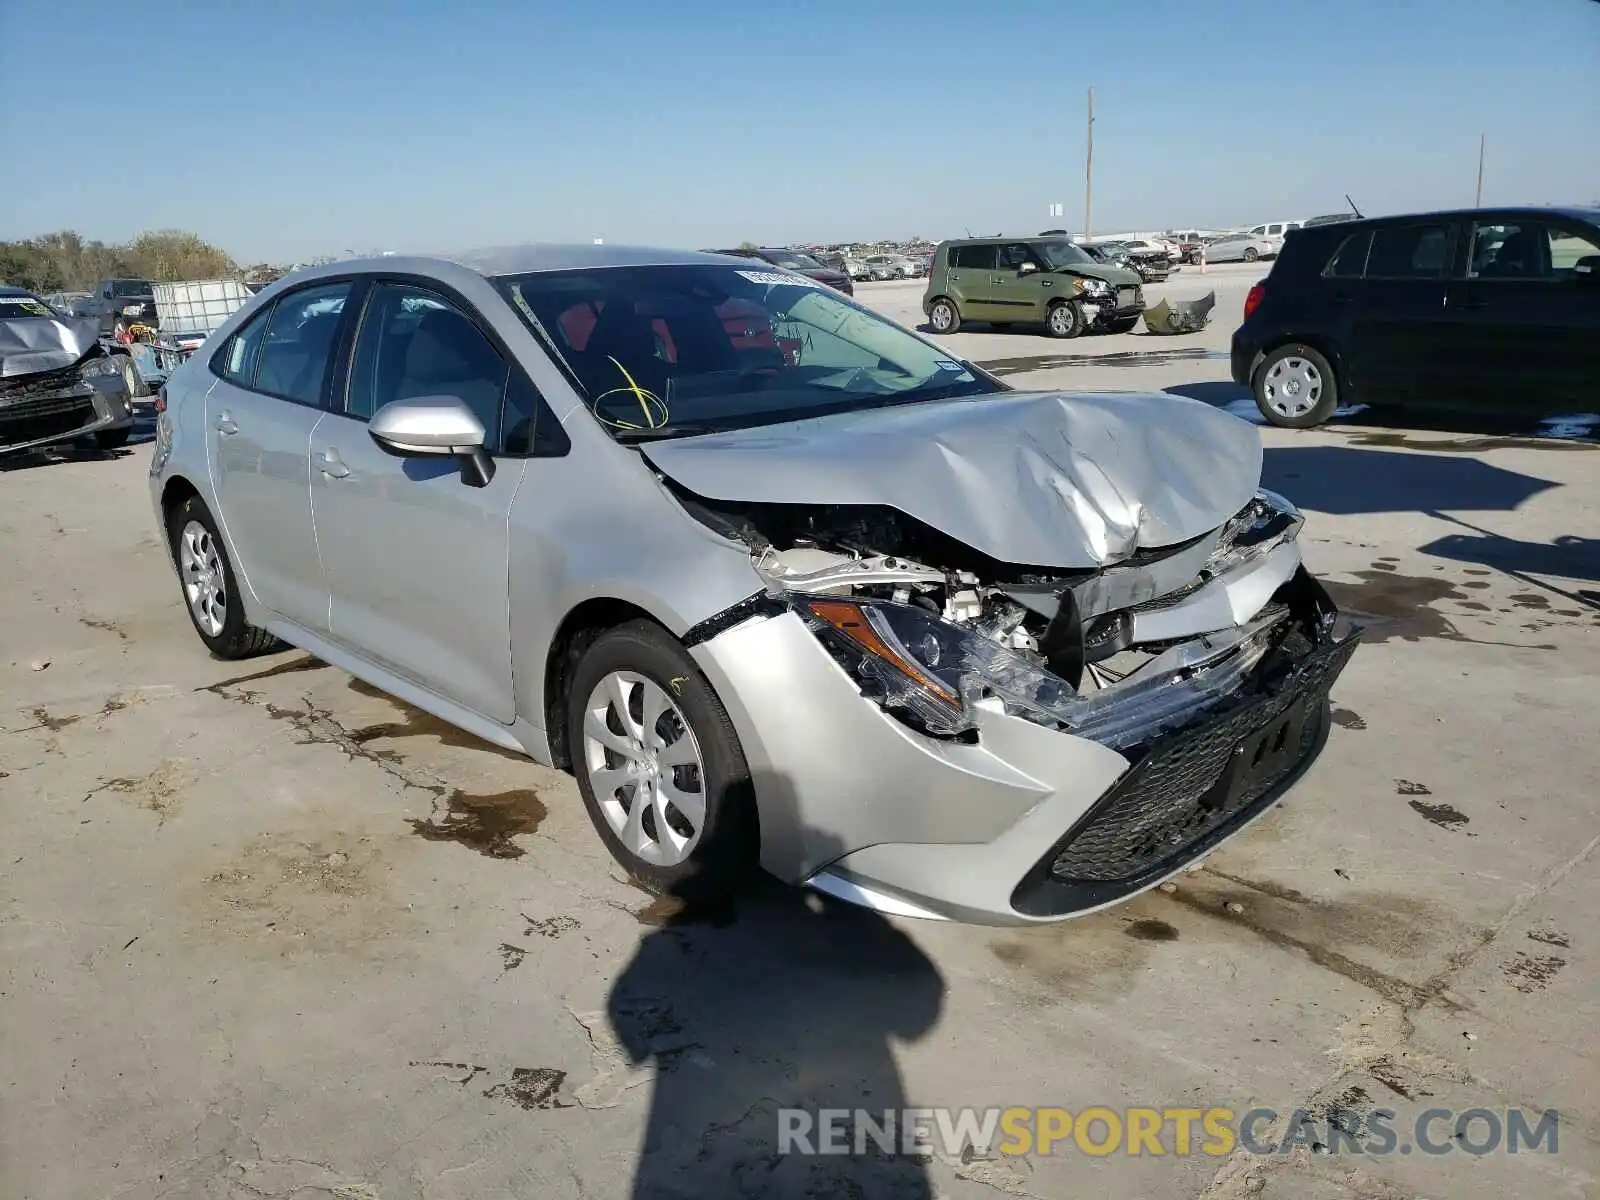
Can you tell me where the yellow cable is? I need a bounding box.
[591,354,669,430]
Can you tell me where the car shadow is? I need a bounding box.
[608,822,944,1199]
[1262,445,1561,517]
[1417,516,1600,587]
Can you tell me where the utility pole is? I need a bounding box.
[1475,134,1485,207]
[1084,88,1095,241]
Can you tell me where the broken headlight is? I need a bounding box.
[802,596,1076,738]
[1203,489,1303,577]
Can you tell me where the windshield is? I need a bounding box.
[110,279,154,297]
[0,294,56,319]
[496,265,998,440]
[763,251,823,271]
[1035,241,1094,268]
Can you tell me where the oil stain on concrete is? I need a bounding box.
[407,788,547,859]
[1322,570,1555,648]
[346,677,526,761]
[1407,798,1472,834]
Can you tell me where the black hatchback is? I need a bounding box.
[1230,206,1600,427]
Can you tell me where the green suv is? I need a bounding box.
[922,237,1145,338]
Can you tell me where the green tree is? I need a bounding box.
[738,240,759,250]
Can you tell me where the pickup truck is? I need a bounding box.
[80,278,159,336]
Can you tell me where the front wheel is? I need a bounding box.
[1045,300,1084,339]
[928,298,961,334]
[567,620,757,903]
[165,495,285,658]
[1254,344,1339,428]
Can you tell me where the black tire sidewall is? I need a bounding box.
[165,496,254,656]
[566,620,756,901]
[1253,343,1339,428]
[1046,300,1082,339]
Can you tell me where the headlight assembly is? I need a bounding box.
[78,354,122,379]
[1076,277,1112,296]
[802,596,1078,738]
[1203,489,1303,577]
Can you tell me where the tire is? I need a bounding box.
[164,495,284,658]
[1242,247,1259,263]
[566,620,757,903]
[1253,343,1339,428]
[91,426,131,450]
[117,354,143,398]
[1045,299,1084,339]
[928,298,961,334]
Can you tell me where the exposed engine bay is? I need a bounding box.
[675,481,1331,751]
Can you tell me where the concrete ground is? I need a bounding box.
[2,284,1597,1199]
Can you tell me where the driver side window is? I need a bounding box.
[996,244,1038,270]
[345,283,509,447]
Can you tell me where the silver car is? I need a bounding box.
[149,245,1358,925]
[1204,233,1282,264]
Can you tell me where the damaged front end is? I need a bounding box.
[683,484,1353,752]
[678,482,1360,917]
[1,310,134,454]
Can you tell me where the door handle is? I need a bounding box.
[214,412,238,435]
[315,449,351,479]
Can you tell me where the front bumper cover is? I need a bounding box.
[0,369,134,455]
[691,563,1358,925]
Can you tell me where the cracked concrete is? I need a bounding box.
[3,344,1597,1199]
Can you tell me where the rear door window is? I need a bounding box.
[253,283,354,406]
[1325,231,1372,278]
[1365,224,1451,279]
[215,305,275,386]
[951,244,997,269]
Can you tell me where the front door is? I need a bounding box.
[944,243,998,323]
[310,281,523,723]
[990,243,1051,323]
[205,280,355,632]
[1445,218,1600,415]
[1346,220,1456,408]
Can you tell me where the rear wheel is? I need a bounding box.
[1045,300,1084,339]
[1254,344,1339,428]
[928,298,961,334]
[1242,246,1260,263]
[165,495,284,658]
[567,620,757,903]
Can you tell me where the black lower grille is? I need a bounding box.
[1011,619,1359,917]
[1,394,98,448]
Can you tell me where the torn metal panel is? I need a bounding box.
[642,390,1262,569]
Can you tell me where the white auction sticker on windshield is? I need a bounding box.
[736,270,819,287]
[934,359,973,375]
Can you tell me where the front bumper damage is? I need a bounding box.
[1,315,135,454]
[687,524,1358,925]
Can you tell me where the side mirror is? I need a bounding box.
[1575,255,1600,279]
[369,395,495,487]
[1018,261,1038,275]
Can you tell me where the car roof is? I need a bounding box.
[1295,205,1597,232]
[347,243,754,279]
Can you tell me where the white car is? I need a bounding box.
[1204,232,1282,263]
[864,254,917,280]
[1246,220,1303,239]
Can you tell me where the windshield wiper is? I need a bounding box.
[610,423,725,443]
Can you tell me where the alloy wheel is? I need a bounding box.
[1262,356,1323,419]
[931,302,955,332]
[178,520,227,637]
[582,671,707,867]
[1048,304,1078,337]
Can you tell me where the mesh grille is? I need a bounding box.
[1049,633,1357,885]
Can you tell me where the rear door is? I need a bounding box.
[204,281,354,633]
[1346,220,1457,408]
[1445,218,1600,414]
[310,279,527,723]
[944,243,997,322]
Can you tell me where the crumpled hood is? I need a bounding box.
[0,316,101,378]
[1063,262,1143,287]
[642,391,1262,569]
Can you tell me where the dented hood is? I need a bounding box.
[641,391,1262,569]
[0,315,101,378]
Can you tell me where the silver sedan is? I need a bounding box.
[1204,233,1282,263]
[150,245,1357,924]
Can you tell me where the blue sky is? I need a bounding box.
[2,0,1596,263]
